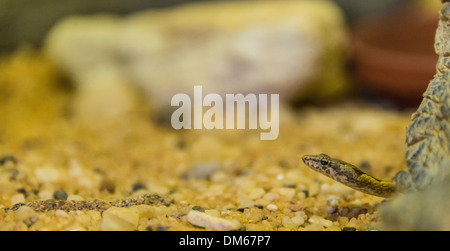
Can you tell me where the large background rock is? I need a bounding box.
[44,0,349,119]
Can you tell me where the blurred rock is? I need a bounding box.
[45,0,349,120]
[380,165,450,230]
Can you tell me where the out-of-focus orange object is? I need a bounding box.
[353,7,439,106]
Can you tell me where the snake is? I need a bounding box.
[302,1,450,200]
[302,154,396,198]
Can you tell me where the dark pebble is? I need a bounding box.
[132,182,145,191]
[24,216,38,228]
[17,188,28,198]
[261,216,268,221]
[236,226,246,231]
[100,180,115,193]
[254,205,263,209]
[192,206,205,212]
[170,213,185,219]
[53,190,68,200]
[338,207,350,217]
[156,226,169,231]
[0,155,18,166]
[342,227,356,231]
[358,208,368,215]
[302,189,309,198]
[145,226,153,231]
[237,207,248,212]
[283,183,296,188]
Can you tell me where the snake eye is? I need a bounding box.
[320,160,328,165]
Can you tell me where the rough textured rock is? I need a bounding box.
[44,0,349,119]
[383,3,450,230]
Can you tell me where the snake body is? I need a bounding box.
[302,154,395,198]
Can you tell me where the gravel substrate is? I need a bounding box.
[0,51,412,231]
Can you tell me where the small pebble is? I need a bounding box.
[282,216,294,227]
[53,190,68,200]
[278,188,296,199]
[192,206,205,212]
[326,195,339,206]
[100,206,140,231]
[327,205,337,214]
[302,189,309,198]
[16,188,28,198]
[308,215,333,227]
[156,226,169,231]
[283,183,296,188]
[183,161,221,180]
[186,210,239,231]
[10,193,25,205]
[14,206,37,221]
[254,205,263,209]
[55,210,69,217]
[291,216,305,226]
[266,204,278,211]
[34,167,60,183]
[38,190,53,200]
[132,182,145,191]
[342,227,356,231]
[249,188,266,200]
[67,195,84,201]
[100,180,115,193]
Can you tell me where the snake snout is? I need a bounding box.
[301,156,309,164]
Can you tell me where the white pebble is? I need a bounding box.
[186,210,238,231]
[350,199,363,207]
[282,216,294,227]
[295,211,307,220]
[38,190,53,200]
[100,206,140,231]
[278,188,296,199]
[237,198,254,208]
[67,195,84,201]
[263,192,279,202]
[266,204,278,211]
[308,215,333,227]
[249,188,266,200]
[205,209,220,218]
[55,210,69,217]
[10,194,25,205]
[14,206,37,221]
[34,167,60,183]
[291,216,305,225]
[326,195,339,206]
[327,206,337,214]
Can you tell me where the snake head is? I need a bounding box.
[302,154,337,172]
[301,153,355,180]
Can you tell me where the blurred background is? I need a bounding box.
[0,0,444,131]
[0,0,440,106]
